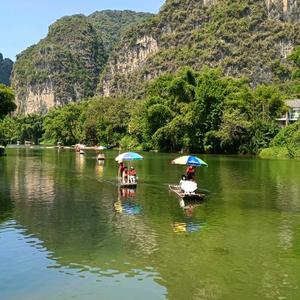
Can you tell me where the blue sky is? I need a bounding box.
[0,0,165,60]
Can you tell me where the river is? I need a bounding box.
[1,147,300,300]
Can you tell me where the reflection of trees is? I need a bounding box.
[0,156,13,223]
[3,150,300,299]
[114,188,157,256]
[12,153,55,203]
[6,149,159,277]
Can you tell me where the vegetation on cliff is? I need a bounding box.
[89,10,153,52]
[12,11,152,114]
[0,53,13,86]
[99,0,300,98]
[12,15,107,114]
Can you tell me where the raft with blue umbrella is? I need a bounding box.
[169,155,207,201]
[115,152,143,188]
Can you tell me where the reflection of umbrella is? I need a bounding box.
[171,155,208,167]
[173,222,202,233]
[96,146,107,150]
[115,152,143,162]
[123,203,142,215]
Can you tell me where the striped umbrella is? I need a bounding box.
[115,152,143,162]
[171,155,208,167]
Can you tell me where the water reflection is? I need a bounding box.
[1,149,300,300]
[179,198,201,216]
[95,160,104,180]
[172,222,202,233]
[113,188,157,256]
[75,152,86,171]
[0,220,166,300]
[114,188,142,215]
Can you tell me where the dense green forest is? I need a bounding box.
[1,64,299,157]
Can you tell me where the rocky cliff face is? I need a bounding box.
[12,15,106,115]
[266,0,300,21]
[0,53,13,86]
[12,11,153,115]
[98,0,300,98]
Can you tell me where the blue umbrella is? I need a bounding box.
[172,155,208,167]
[115,152,143,162]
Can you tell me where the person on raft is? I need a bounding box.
[129,167,137,183]
[119,162,125,178]
[122,167,129,183]
[186,165,196,181]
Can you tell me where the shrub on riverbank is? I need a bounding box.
[260,147,300,159]
[260,121,300,158]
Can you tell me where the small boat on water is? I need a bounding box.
[96,146,106,161]
[115,152,143,188]
[169,184,205,201]
[118,178,138,188]
[169,155,208,201]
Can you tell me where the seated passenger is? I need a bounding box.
[129,167,137,183]
[119,162,125,178]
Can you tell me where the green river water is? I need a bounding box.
[0,147,300,300]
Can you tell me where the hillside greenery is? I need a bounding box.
[100,0,300,98]
[89,10,153,52]
[12,15,106,114]
[12,11,152,114]
[0,53,13,86]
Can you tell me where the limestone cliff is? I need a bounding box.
[266,0,300,21]
[98,0,300,98]
[12,15,106,115]
[12,11,153,115]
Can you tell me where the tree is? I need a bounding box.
[0,84,16,119]
[82,97,131,146]
[43,103,86,145]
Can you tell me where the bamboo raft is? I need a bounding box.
[169,185,205,201]
[118,178,137,188]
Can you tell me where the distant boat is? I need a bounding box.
[75,144,85,153]
[96,146,106,160]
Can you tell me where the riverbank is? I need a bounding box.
[260,146,300,159]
